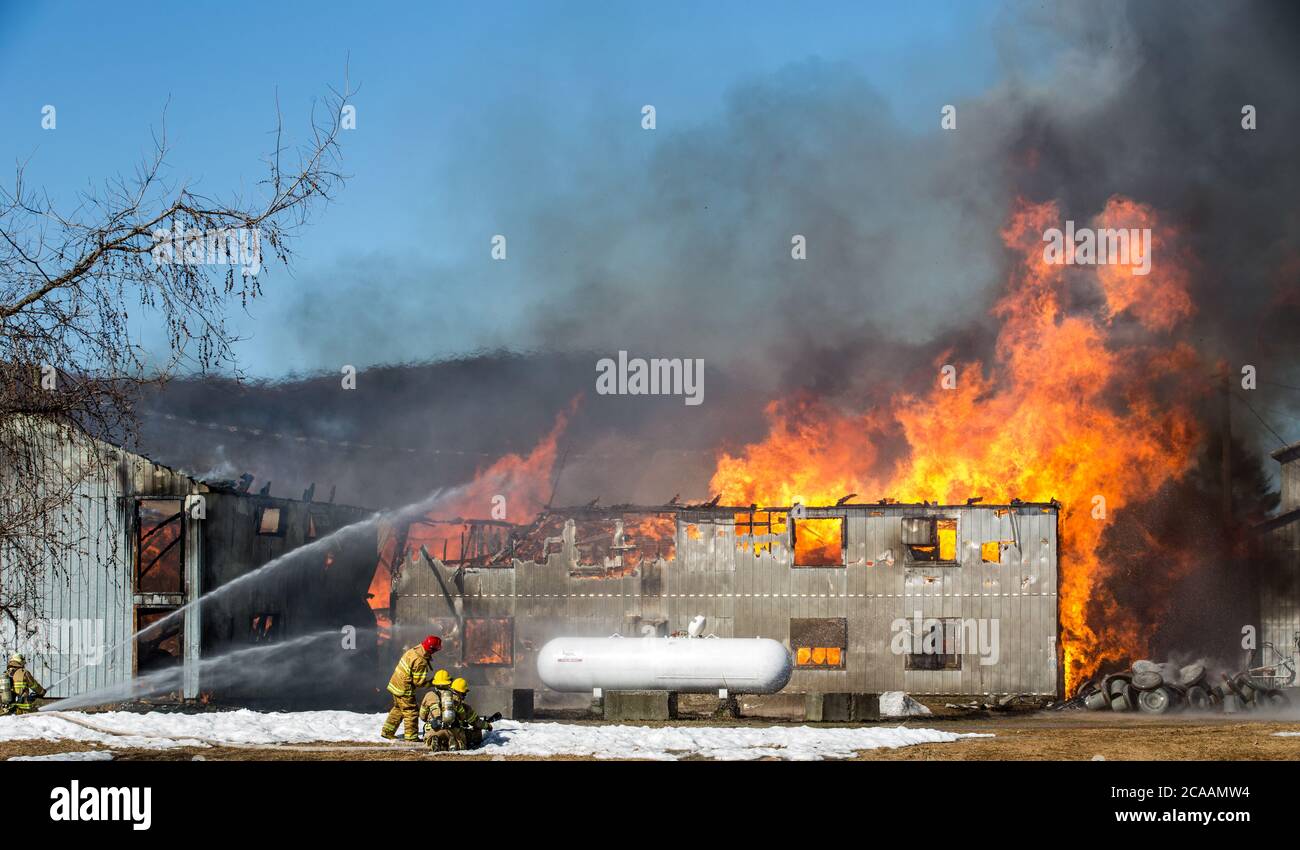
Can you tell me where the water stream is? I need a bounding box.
[42,478,479,696]
[44,628,342,710]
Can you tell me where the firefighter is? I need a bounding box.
[427,677,496,752]
[3,653,45,715]
[381,635,441,741]
[418,669,454,747]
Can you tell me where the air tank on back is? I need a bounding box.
[536,634,792,694]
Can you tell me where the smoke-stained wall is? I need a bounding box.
[1259,443,1300,667]
[393,502,1060,698]
[199,491,381,709]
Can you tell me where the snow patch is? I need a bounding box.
[9,750,115,761]
[3,710,987,761]
[480,721,982,760]
[879,691,932,717]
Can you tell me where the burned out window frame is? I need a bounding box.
[406,518,517,567]
[462,616,515,666]
[905,617,963,671]
[790,617,848,669]
[790,514,847,568]
[256,505,287,537]
[306,512,330,539]
[733,509,789,556]
[135,498,185,594]
[250,612,281,643]
[134,606,184,677]
[901,516,960,566]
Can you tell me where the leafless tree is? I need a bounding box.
[0,78,354,635]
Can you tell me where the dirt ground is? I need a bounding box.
[4,711,1300,761]
[853,712,1300,761]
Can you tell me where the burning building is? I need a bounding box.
[390,499,1061,700]
[0,417,380,707]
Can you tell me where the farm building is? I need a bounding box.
[0,417,379,707]
[1257,441,1300,667]
[389,500,1062,700]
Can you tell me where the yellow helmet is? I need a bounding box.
[450,677,469,695]
[431,669,452,687]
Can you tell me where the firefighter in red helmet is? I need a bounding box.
[381,635,441,741]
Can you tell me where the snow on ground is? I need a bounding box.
[9,750,115,762]
[879,691,932,717]
[480,721,985,760]
[1,710,989,761]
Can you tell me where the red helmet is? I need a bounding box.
[422,635,442,653]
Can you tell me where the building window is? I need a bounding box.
[307,513,327,539]
[136,499,184,594]
[135,607,183,676]
[905,618,962,670]
[791,618,847,668]
[464,617,513,665]
[250,613,279,643]
[734,510,788,556]
[257,506,285,536]
[792,517,844,567]
[901,517,958,564]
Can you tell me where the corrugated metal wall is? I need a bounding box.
[4,421,381,705]
[1261,450,1300,663]
[1261,517,1299,660]
[395,503,1060,697]
[1,421,197,698]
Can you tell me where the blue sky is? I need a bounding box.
[0,1,1051,376]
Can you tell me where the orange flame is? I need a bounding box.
[366,405,575,640]
[710,196,1204,693]
[433,403,573,523]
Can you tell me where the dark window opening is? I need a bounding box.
[136,499,184,594]
[464,617,513,665]
[791,618,847,668]
[906,618,962,670]
[307,513,329,539]
[902,517,958,564]
[135,607,183,677]
[250,613,279,643]
[792,517,845,567]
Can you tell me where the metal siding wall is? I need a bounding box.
[414,504,1062,698]
[1262,519,1300,663]
[2,424,197,698]
[182,507,204,699]
[42,436,132,698]
[1279,458,1299,512]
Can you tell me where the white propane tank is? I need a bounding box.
[536,635,792,694]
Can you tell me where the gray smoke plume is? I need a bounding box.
[133,2,1300,511]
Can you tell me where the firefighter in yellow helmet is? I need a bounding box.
[426,677,499,752]
[418,669,454,747]
[381,635,441,741]
[3,653,46,715]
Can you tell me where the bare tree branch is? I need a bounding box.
[0,74,354,637]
